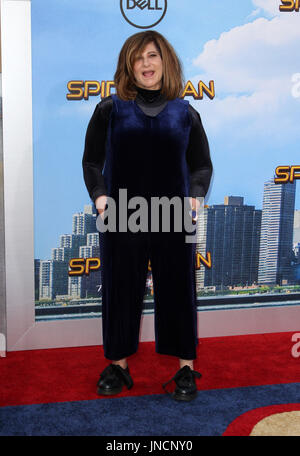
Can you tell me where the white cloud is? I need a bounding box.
[246,8,261,19]
[191,9,300,142]
[193,15,300,90]
[252,0,281,16]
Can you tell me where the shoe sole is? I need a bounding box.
[97,385,123,396]
[171,391,198,402]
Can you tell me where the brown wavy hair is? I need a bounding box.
[114,30,184,101]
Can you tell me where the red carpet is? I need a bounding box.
[1,331,300,407]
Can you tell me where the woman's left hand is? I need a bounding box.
[189,197,201,224]
[189,197,201,212]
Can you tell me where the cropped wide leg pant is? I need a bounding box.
[99,227,198,361]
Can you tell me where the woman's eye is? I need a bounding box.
[134,53,158,63]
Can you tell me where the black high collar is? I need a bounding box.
[134,84,163,103]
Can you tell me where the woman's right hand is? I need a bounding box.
[95,195,107,219]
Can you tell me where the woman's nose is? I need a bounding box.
[142,57,150,67]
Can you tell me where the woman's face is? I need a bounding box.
[132,41,163,90]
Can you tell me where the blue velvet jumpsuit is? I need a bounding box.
[99,94,198,361]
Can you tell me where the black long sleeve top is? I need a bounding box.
[82,86,213,205]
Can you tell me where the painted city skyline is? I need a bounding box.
[34,178,299,322]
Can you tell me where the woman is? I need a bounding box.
[82,30,213,402]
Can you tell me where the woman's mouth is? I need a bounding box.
[142,71,154,78]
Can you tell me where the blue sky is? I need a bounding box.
[31,0,300,259]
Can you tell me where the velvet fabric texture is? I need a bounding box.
[99,94,198,361]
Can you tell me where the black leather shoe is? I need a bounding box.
[162,365,202,402]
[97,363,134,396]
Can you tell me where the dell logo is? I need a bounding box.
[127,0,162,10]
[120,0,167,29]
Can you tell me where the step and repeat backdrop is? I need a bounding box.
[31,0,300,322]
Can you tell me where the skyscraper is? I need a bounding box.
[196,197,261,289]
[72,205,97,235]
[39,259,69,299]
[38,205,100,301]
[258,179,296,285]
[294,209,300,245]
